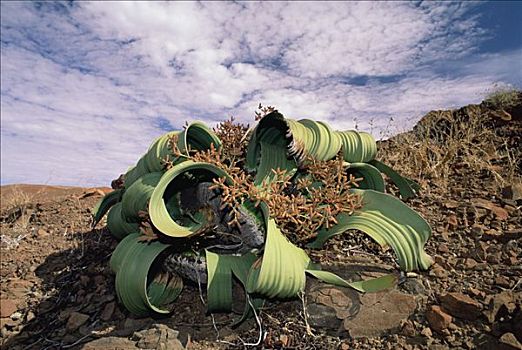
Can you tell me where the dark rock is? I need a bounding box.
[495,276,512,288]
[66,312,89,332]
[306,286,359,334]
[116,317,153,337]
[401,278,427,295]
[100,302,115,321]
[440,292,482,320]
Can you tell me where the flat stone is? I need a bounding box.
[66,312,89,332]
[100,302,115,321]
[81,337,137,350]
[426,305,452,332]
[0,299,18,318]
[499,333,522,350]
[495,276,512,288]
[343,291,417,338]
[306,285,359,334]
[440,292,482,320]
[132,324,184,350]
[37,229,49,237]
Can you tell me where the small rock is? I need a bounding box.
[420,327,433,338]
[447,215,458,229]
[0,299,17,318]
[464,258,478,270]
[80,275,90,286]
[133,324,183,350]
[440,292,482,320]
[81,336,137,350]
[37,228,50,237]
[10,312,22,321]
[93,275,104,285]
[495,276,512,288]
[501,183,522,201]
[486,254,502,265]
[429,264,448,279]
[438,243,450,254]
[444,200,459,209]
[490,206,509,221]
[100,302,115,321]
[484,291,518,323]
[66,312,89,332]
[471,224,485,236]
[469,288,485,299]
[26,311,35,322]
[401,320,416,337]
[508,256,519,266]
[426,305,452,332]
[499,333,522,350]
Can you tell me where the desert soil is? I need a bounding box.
[0,102,521,350]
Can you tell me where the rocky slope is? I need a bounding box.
[0,97,520,349]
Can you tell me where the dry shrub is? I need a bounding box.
[484,86,520,110]
[0,186,35,248]
[378,104,521,194]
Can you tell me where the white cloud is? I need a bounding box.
[0,1,519,186]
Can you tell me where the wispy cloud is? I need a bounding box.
[1,1,520,186]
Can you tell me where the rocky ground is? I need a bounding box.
[0,101,521,349]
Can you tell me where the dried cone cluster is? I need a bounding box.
[166,116,362,245]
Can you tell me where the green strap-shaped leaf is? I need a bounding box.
[298,119,342,161]
[92,189,122,228]
[254,139,297,186]
[246,204,310,299]
[305,269,397,293]
[369,159,420,199]
[149,161,231,237]
[176,121,222,155]
[206,251,257,311]
[110,232,141,273]
[346,162,385,192]
[121,172,162,222]
[308,189,433,271]
[124,157,151,189]
[142,131,181,174]
[337,130,377,163]
[106,202,140,240]
[205,250,264,326]
[113,235,182,315]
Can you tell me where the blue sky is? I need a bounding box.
[1,1,521,187]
